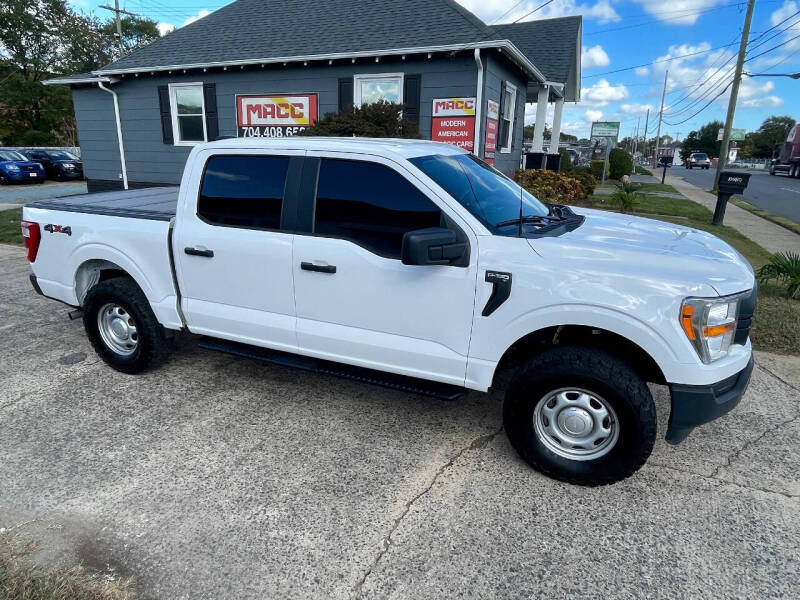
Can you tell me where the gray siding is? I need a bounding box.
[72,55,479,186]
[480,52,526,175]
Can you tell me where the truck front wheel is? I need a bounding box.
[504,346,656,486]
[83,277,171,374]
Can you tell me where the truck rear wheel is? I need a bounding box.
[504,346,656,486]
[83,277,171,374]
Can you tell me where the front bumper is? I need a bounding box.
[7,170,45,182]
[666,355,754,444]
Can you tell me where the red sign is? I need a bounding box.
[484,99,499,158]
[431,97,476,151]
[236,94,318,137]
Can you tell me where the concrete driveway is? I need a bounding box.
[1,243,798,599]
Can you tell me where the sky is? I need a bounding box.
[69,0,800,141]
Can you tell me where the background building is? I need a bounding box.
[47,0,581,192]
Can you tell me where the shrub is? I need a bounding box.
[610,180,640,213]
[300,100,420,138]
[514,169,587,205]
[757,251,800,298]
[558,147,572,172]
[571,170,597,196]
[590,160,608,179]
[609,148,634,179]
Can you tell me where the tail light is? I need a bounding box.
[20,220,41,262]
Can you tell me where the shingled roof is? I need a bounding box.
[492,16,582,101]
[99,0,501,73]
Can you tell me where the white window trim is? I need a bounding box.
[168,82,207,146]
[500,82,517,154]
[353,72,404,108]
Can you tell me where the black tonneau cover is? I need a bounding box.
[26,187,178,221]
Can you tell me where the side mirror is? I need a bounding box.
[401,227,467,266]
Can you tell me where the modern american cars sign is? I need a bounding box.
[431,97,476,151]
[236,94,318,137]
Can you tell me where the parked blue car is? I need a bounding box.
[0,150,46,184]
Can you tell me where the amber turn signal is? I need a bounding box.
[703,321,735,338]
[680,305,695,340]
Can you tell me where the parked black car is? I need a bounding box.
[22,149,84,180]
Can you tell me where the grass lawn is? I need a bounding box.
[0,530,134,600]
[583,183,800,356]
[0,207,22,245]
[634,165,652,176]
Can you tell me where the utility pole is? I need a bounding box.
[633,116,640,157]
[642,108,650,165]
[653,69,668,169]
[99,2,137,58]
[713,0,756,192]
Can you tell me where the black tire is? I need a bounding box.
[83,277,171,374]
[504,346,656,486]
[0,174,7,185]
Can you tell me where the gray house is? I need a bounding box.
[47,0,581,192]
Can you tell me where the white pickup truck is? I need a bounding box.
[22,138,756,485]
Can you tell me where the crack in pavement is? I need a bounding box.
[354,426,504,598]
[755,359,800,395]
[651,461,799,500]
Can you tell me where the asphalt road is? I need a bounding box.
[1,243,799,599]
[677,167,800,224]
[0,180,87,207]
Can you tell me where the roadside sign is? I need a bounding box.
[236,94,318,137]
[590,121,620,138]
[431,97,476,151]
[717,127,746,141]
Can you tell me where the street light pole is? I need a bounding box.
[713,0,756,193]
[653,69,668,169]
[642,108,650,164]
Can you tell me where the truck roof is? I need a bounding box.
[201,136,469,159]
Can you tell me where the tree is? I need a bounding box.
[300,101,420,138]
[679,120,723,163]
[740,115,796,158]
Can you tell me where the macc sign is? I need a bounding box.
[431,97,476,151]
[236,94,318,137]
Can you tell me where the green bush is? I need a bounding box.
[590,160,608,179]
[571,170,597,196]
[300,100,420,138]
[609,148,634,179]
[610,180,640,213]
[558,147,572,172]
[514,169,587,205]
[757,251,800,299]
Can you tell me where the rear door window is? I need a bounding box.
[199,155,290,229]
[313,158,442,258]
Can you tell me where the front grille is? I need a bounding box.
[734,282,758,345]
[21,165,38,172]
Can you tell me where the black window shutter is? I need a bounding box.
[403,74,421,124]
[510,87,519,152]
[338,77,353,113]
[497,81,507,148]
[157,85,173,144]
[203,83,219,141]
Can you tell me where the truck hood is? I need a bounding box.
[528,207,755,296]
[0,160,42,169]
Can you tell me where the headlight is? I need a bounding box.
[680,294,745,363]
[6,165,20,171]
[62,163,75,169]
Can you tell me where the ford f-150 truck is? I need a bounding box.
[21,138,757,486]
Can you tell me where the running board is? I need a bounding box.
[197,337,467,400]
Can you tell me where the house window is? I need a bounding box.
[353,73,404,107]
[169,83,207,145]
[499,83,517,153]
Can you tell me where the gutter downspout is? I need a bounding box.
[474,48,483,158]
[97,81,128,190]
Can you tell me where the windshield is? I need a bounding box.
[46,151,78,160]
[692,153,708,159]
[0,151,26,162]
[409,153,548,235]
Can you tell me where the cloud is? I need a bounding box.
[632,0,727,26]
[156,22,175,36]
[582,45,610,68]
[635,66,649,77]
[184,9,212,27]
[454,0,619,25]
[768,1,800,55]
[585,109,604,122]
[620,103,654,115]
[580,79,629,106]
[741,95,784,108]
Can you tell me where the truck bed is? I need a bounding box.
[26,187,178,221]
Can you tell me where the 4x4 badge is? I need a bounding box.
[43,224,72,236]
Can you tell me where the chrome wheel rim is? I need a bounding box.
[533,388,619,461]
[97,303,138,356]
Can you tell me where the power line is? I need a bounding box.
[583,41,740,78]
[662,79,733,126]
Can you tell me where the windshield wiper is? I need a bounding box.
[493,214,563,229]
